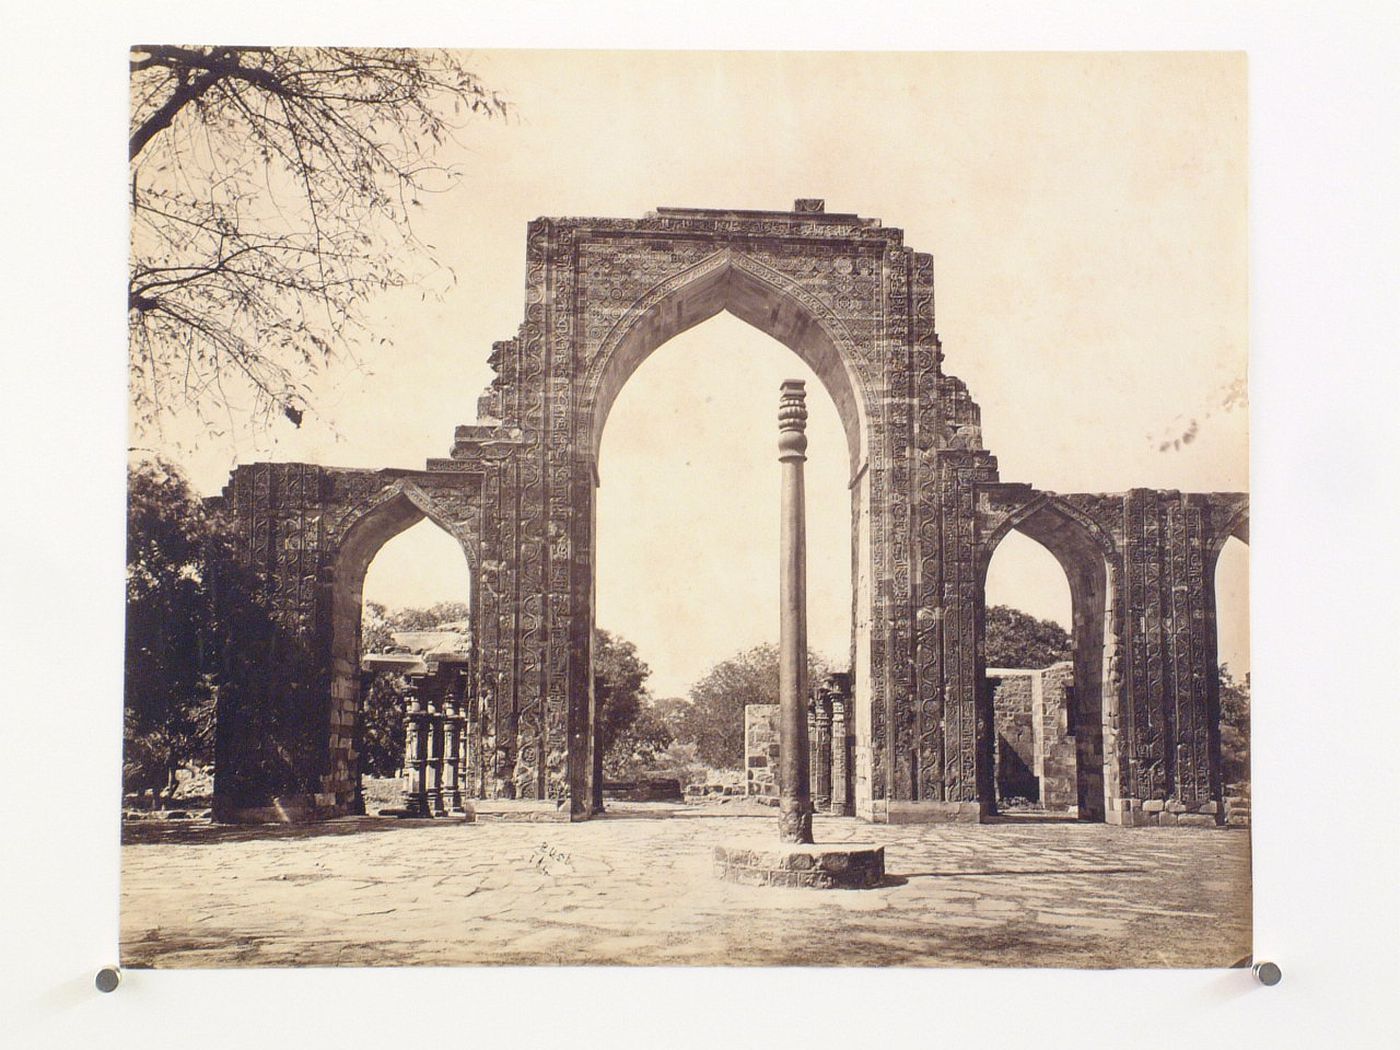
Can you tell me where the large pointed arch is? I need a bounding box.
[582,249,871,479]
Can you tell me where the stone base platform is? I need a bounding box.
[470,800,571,823]
[1105,799,1223,827]
[378,803,476,823]
[713,841,885,889]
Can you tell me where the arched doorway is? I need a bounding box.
[328,485,479,813]
[356,518,475,811]
[978,497,1116,821]
[1210,512,1250,823]
[594,310,853,800]
[580,253,872,816]
[982,530,1076,814]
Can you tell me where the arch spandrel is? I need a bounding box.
[330,478,481,577]
[580,248,873,476]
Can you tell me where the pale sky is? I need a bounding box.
[156,51,1249,698]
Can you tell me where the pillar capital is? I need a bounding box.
[778,379,808,461]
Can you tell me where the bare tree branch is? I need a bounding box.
[129,45,508,438]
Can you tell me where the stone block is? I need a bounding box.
[713,842,885,889]
[1176,814,1217,828]
[1142,800,1165,813]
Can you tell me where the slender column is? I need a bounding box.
[812,686,832,811]
[778,380,814,844]
[402,680,430,816]
[426,691,446,816]
[831,694,850,815]
[444,681,465,814]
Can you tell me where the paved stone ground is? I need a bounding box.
[121,803,1251,969]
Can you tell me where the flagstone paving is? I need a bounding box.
[120,803,1251,969]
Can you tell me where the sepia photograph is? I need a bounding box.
[5,4,1400,1048]
[118,47,1254,969]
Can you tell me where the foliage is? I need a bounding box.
[128,46,507,436]
[593,630,658,776]
[125,458,318,806]
[984,605,1072,669]
[1219,664,1251,790]
[681,644,833,768]
[124,460,217,802]
[359,671,409,779]
[381,601,470,632]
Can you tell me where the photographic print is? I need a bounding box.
[122,48,1250,968]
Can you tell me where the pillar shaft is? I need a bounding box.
[444,687,465,814]
[831,696,850,815]
[812,691,832,810]
[402,683,429,816]
[426,695,445,816]
[778,380,814,844]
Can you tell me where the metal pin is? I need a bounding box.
[1252,961,1282,986]
[95,966,122,993]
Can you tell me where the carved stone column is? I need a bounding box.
[778,380,814,844]
[401,681,430,816]
[443,684,464,814]
[811,687,832,811]
[831,693,850,816]
[426,692,445,817]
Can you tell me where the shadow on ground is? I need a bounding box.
[121,815,448,846]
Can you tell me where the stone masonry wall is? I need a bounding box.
[745,704,779,803]
[988,664,1077,813]
[1037,663,1078,812]
[988,672,1038,802]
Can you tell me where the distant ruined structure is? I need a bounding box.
[209,201,1247,826]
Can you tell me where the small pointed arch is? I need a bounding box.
[978,493,1116,588]
[329,480,479,706]
[335,479,476,578]
[1208,498,1250,566]
[583,248,871,478]
[331,478,479,665]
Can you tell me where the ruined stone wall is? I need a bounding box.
[744,704,779,803]
[988,671,1038,802]
[210,461,488,821]
[207,203,1247,828]
[1037,662,1079,812]
[976,485,1247,826]
[987,663,1076,812]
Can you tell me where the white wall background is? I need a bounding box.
[1,3,1396,1048]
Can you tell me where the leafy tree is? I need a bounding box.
[128,46,507,435]
[382,601,471,632]
[1219,664,1251,790]
[683,644,833,768]
[125,458,317,807]
[984,605,1072,669]
[124,460,218,803]
[604,699,678,779]
[593,629,654,774]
